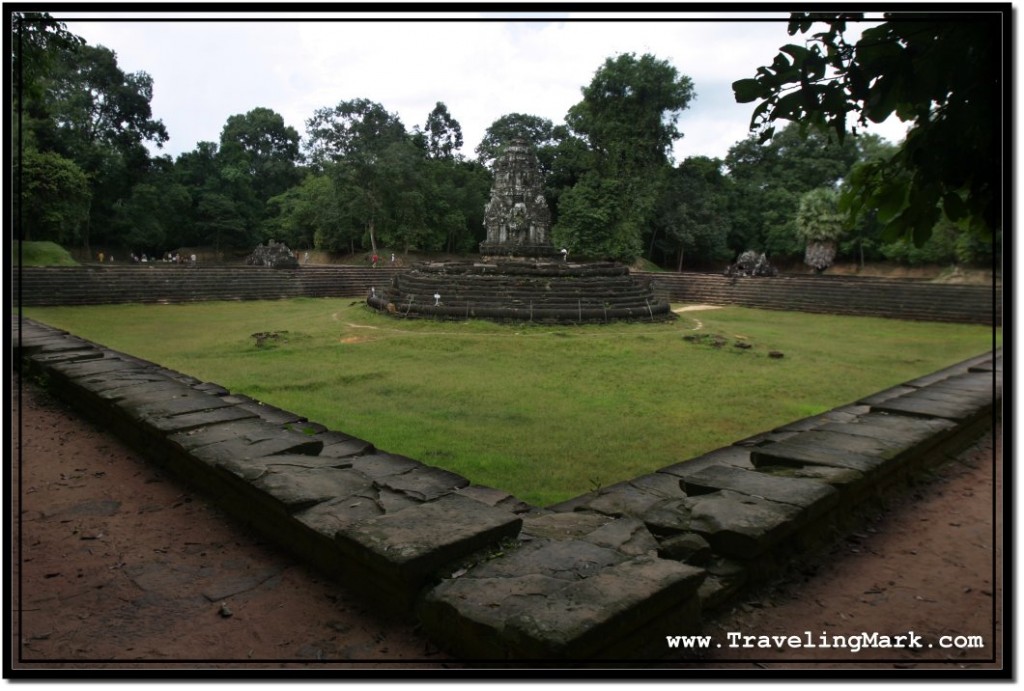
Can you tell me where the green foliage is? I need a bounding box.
[724,123,857,258]
[14,240,78,266]
[734,12,1003,244]
[475,113,558,169]
[14,148,91,244]
[25,300,997,506]
[795,187,844,243]
[649,156,733,269]
[557,53,695,262]
[421,101,464,160]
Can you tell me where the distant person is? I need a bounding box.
[560,248,568,262]
[372,253,379,268]
[190,253,197,266]
[390,252,395,264]
[304,251,310,264]
[98,251,104,263]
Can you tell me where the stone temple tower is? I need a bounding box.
[479,140,556,258]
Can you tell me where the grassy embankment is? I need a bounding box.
[14,241,79,266]
[24,299,1000,506]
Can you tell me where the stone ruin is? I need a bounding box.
[367,140,673,323]
[479,139,556,258]
[247,240,299,269]
[725,250,778,278]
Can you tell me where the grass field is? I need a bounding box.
[23,299,1000,506]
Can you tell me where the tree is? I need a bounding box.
[15,148,91,245]
[475,113,557,169]
[422,101,464,160]
[650,156,732,270]
[794,186,845,271]
[25,41,169,249]
[11,12,85,119]
[304,98,406,169]
[723,122,857,259]
[732,11,1004,244]
[555,53,695,262]
[219,107,302,203]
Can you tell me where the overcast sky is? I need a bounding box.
[56,9,911,164]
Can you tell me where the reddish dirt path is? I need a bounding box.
[9,372,1004,675]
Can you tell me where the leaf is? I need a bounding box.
[732,78,766,104]
[942,192,968,222]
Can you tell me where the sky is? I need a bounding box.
[54,9,912,164]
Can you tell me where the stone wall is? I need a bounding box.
[13,315,1001,659]
[639,271,1001,325]
[13,266,1001,325]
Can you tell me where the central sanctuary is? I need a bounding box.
[367,140,673,323]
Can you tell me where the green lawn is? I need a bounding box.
[24,299,1000,506]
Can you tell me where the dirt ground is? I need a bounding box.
[8,371,1005,677]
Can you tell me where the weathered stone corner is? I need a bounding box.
[13,315,1001,660]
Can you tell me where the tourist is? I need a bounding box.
[372,253,379,268]
[98,251,104,264]
[561,248,568,262]
[391,253,395,264]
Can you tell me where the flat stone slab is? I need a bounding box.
[29,348,105,365]
[168,418,307,451]
[870,388,992,421]
[657,446,756,478]
[44,356,140,379]
[817,412,956,444]
[679,464,838,518]
[334,492,522,584]
[143,404,261,433]
[419,552,704,658]
[683,490,803,558]
[375,465,470,502]
[252,466,376,512]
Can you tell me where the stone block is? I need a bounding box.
[522,512,613,540]
[252,466,376,512]
[658,446,755,477]
[333,493,522,605]
[750,441,886,475]
[376,465,470,502]
[420,553,705,659]
[684,490,803,558]
[679,464,838,519]
[657,532,712,564]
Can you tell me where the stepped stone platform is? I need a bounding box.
[12,265,999,327]
[13,316,1000,660]
[366,259,674,323]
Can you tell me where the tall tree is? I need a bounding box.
[794,186,845,271]
[554,53,695,261]
[724,122,858,258]
[26,41,168,249]
[15,148,91,245]
[422,101,464,160]
[650,156,732,270]
[219,107,302,203]
[304,98,406,169]
[475,113,558,169]
[732,11,1004,244]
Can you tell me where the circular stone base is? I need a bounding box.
[367,259,674,324]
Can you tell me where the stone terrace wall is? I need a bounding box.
[12,265,401,306]
[639,271,1001,325]
[14,315,1001,659]
[14,266,1001,326]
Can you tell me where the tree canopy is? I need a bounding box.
[732,11,1004,244]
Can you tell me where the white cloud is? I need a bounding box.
[55,12,909,163]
